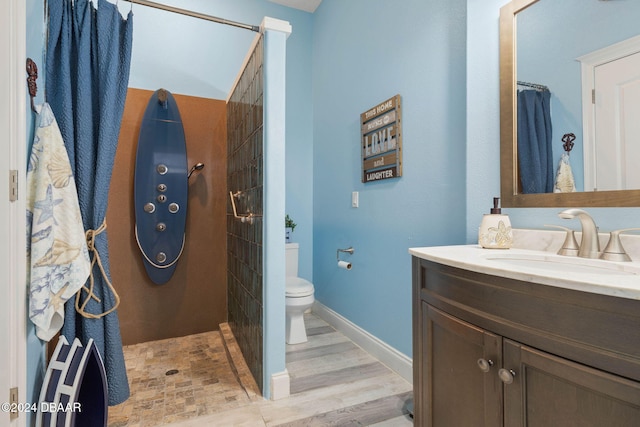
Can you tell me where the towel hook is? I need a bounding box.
[562,133,575,153]
[26,58,38,112]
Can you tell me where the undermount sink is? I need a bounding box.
[481,252,640,276]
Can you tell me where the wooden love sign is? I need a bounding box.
[361,95,402,183]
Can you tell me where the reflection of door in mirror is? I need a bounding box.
[579,40,640,192]
[594,52,640,191]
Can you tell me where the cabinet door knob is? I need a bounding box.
[498,368,516,384]
[477,358,494,373]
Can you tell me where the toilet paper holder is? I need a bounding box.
[337,247,354,261]
[337,247,354,270]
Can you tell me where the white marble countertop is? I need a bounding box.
[409,239,640,301]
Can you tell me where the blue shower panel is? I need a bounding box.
[134,89,188,285]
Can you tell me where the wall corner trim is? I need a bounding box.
[312,301,413,384]
[261,16,292,37]
[270,369,291,400]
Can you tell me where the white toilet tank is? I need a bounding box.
[285,243,299,277]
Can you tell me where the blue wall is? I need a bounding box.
[263,26,290,397]
[311,0,467,357]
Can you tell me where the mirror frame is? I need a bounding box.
[499,0,640,207]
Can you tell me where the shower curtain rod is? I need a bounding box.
[122,0,260,32]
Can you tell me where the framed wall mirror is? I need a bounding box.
[499,0,640,207]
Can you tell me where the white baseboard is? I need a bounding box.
[270,369,290,400]
[312,301,413,384]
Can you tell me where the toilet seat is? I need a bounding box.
[286,277,314,297]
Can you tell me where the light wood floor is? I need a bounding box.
[109,313,413,426]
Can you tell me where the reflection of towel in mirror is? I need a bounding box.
[26,103,91,342]
[554,152,576,193]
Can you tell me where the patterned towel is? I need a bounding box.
[26,103,91,342]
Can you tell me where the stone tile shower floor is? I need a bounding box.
[108,313,413,426]
[107,327,257,426]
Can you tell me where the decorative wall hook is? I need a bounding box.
[26,58,38,112]
[562,133,576,153]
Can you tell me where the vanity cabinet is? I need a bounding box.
[412,257,640,426]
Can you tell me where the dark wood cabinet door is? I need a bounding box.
[503,339,640,427]
[422,304,503,427]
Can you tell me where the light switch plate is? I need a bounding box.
[352,191,359,208]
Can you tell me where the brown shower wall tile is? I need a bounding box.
[107,88,227,345]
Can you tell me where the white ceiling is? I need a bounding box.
[268,0,322,13]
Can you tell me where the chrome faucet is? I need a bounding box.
[558,209,600,258]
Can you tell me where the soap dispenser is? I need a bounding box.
[478,197,513,249]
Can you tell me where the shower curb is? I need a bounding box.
[219,323,262,401]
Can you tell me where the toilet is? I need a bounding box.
[285,243,315,344]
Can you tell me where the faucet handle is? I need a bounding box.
[545,225,579,256]
[601,228,640,262]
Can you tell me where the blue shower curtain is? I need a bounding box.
[517,89,553,194]
[46,0,132,405]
